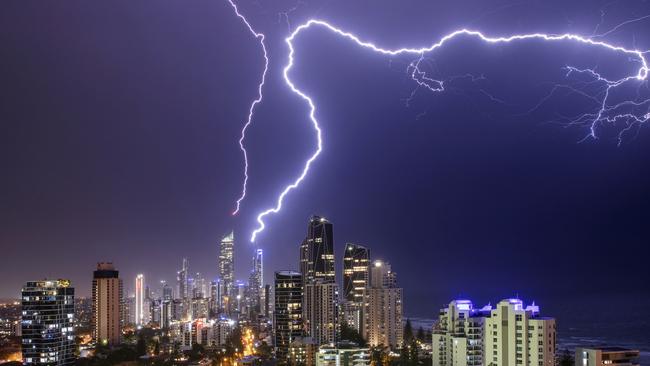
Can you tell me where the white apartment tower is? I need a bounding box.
[303,279,339,345]
[432,300,491,366]
[484,299,555,366]
[363,260,403,349]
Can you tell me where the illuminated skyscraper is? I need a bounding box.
[254,249,263,288]
[92,262,123,346]
[209,279,222,315]
[342,243,370,303]
[219,231,235,305]
[161,300,172,330]
[484,299,556,366]
[177,258,189,300]
[303,279,339,345]
[21,279,75,366]
[162,282,173,301]
[341,243,369,332]
[363,260,403,349]
[299,216,335,285]
[274,271,303,363]
[135,274,145,326]
[248,249,263,312]
[193,272,206,298]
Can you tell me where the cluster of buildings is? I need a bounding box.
[19,229,268,365]
[273,216,404,365]
[119,231,269,350]
[13,215,643,366]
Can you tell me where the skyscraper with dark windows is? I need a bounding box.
[274,271,304,363]
[248,249,263,312]
[342,243,370,302]
[299,216,335,285]
[162,282,173,301]
[92,262,123,346]
[209,278,223,315]
[21,279,75,366]
[341,243,370,333]
[177,258,189,300]
[219,231,235,307]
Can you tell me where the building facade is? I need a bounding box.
[92,262,123,346]
[135,274,144,326]
[316,343,371,366]
[177,258,189,300]
[248,249,264,313]
[431,300,491,366]
[274,271,304,363]
[21,279,75,366]
[303,280,339,345]
[342,243,370,303]
[575,347,640,366]
[363,260,403,349]
[483,299,555,366]
[300,216,335,285]
[219,231,235,307]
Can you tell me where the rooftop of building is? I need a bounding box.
[583,347,640,353]
[276,270,301,276]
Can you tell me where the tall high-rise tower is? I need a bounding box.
[162,282,173,301]
[342,243,370,303]
[219,231,235,304]
[303,279,339,345]
[341,243,370,333]
[254,249,263,288]
[92,262,123,346]
[248,249,263,312]
[135,274,144,326]
[177,258,189,300]
[274,271,303,363]
[299,216,335,285]
[22,279,75,366]
[363,260,403,349]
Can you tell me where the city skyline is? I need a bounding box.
[1,0,650,357]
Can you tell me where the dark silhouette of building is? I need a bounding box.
[299,216,335,285]
[22,279,75,365]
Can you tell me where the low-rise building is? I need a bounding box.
[575,347,640,366]
[316,342,371,366]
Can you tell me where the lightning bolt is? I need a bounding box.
[226,0,269,216]
[224,1,650,242]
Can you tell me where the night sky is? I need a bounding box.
[1,0,650,336]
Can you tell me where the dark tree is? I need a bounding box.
[371,346,385,366]
[153,340,160,355]
[136,334,147,357]
[559,350,575,366]
[256,341,273,360]
[188,343,205,362]
[404,319,414,343]
[416,326,425,342]
[225,326,243,356]
[340,322,367,346]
